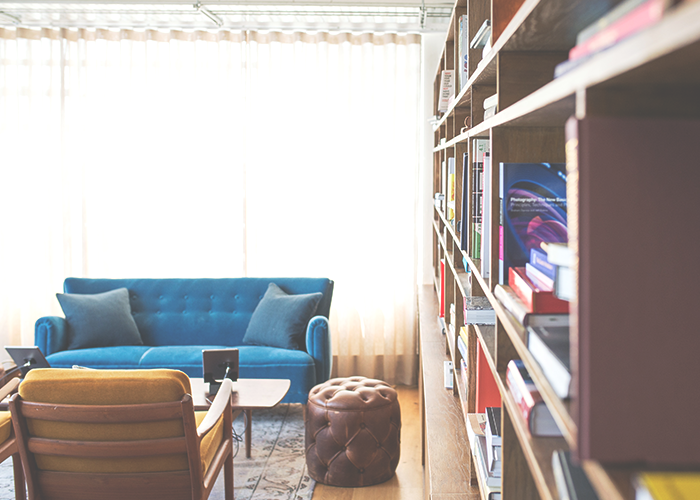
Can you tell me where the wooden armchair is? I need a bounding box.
[9,369,233,500]
[0,377,25,500]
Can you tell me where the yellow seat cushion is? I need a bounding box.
[195,411,226,474]
[19,369,223,474]
[0,413,11,444]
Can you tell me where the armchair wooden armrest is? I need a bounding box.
[197,378,233,439]
[0,378,20,402]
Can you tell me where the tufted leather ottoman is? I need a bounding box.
[305,376,401,487]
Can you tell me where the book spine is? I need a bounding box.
[575,0,648,45]
[506,360,539,409]
[525,263,555,291]
[494,284,528,325]
[457,334,469,362]
[568,0,667,61]
[481,152,491,278]
[509,267,569,314]
[529,247,556,280]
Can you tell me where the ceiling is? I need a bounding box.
[0,0,453,32]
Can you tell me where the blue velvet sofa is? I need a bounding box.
[34,277,333,404]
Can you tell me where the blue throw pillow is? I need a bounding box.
[56,288,144,350]
[243,283,323,350]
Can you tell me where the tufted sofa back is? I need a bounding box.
[63,278,334,348]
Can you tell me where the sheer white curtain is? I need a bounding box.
[0,27,421,385]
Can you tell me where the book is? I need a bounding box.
[466,414,501,499]
[475,434,501,488]
[506,359,562,437]
[476,341,501,413]
[552,450,600,500]
[527,325,571,399]
[481,151,492,278]
[444,360,453,390]
[554,265,575,302]
[438,69,455,112]
[635,472,700,500]
[485,406,502,447]
[460,152,470,251]
[541,242,574,267]
[447,156,456,223]
[470,19,491,49]
[499,162,567,285]
[464,295,496,325]
[458,15,469,90]
[576,0,649,45]
[509,266,569,313]
[439,259,445,318]
[460,358,469,396]
[494,284,569,328]
[525,262,554,291]
[485,406,502,476]
[568,0,672,61]
[457,332,468,362]
[484,106,496,120]
[530,247,556,281]
[459,326,469,351]
[472,139,489,259]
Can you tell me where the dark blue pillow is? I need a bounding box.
[56,287,144,350]
[243,283,323,350]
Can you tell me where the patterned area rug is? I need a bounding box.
[0,403,315,500]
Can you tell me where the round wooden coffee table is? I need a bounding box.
[190,378,290,459]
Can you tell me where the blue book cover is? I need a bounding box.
[499,163,567,284]
[530,247,557,281]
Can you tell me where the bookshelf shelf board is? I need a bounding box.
[499,372,568,500]
[435,1,700,149]
[433,85,473,131]
[419,286,481,500]
[489,293,578,447]
[581,461,634,500]
[475,325,496,373]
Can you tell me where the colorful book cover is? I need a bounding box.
[499,162,567,285]
[476,341,501,413]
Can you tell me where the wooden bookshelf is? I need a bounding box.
[420,0,700,499]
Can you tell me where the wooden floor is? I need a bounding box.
[312,386,424,500]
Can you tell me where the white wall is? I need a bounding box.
[418,33,444,286]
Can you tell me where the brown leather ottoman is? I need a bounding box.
[305,376,401,487]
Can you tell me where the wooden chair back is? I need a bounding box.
[9,369,233,500]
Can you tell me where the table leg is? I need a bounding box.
[245,409,252,458]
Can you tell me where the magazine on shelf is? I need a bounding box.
[499,162,567,285]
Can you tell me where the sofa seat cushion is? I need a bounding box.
[138,346,231,377]
[237,345,317,404]
[46,346,151,369]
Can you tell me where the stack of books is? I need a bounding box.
[466,413,501,500]
[540,242,574,302]
[527,325,571,399]
[485,407,502,480]
[554,0,678,78]
[464,295,496,325]
[506,359,562,437]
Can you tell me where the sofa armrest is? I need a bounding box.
[35,316,69,356]
[305,315,332,384]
